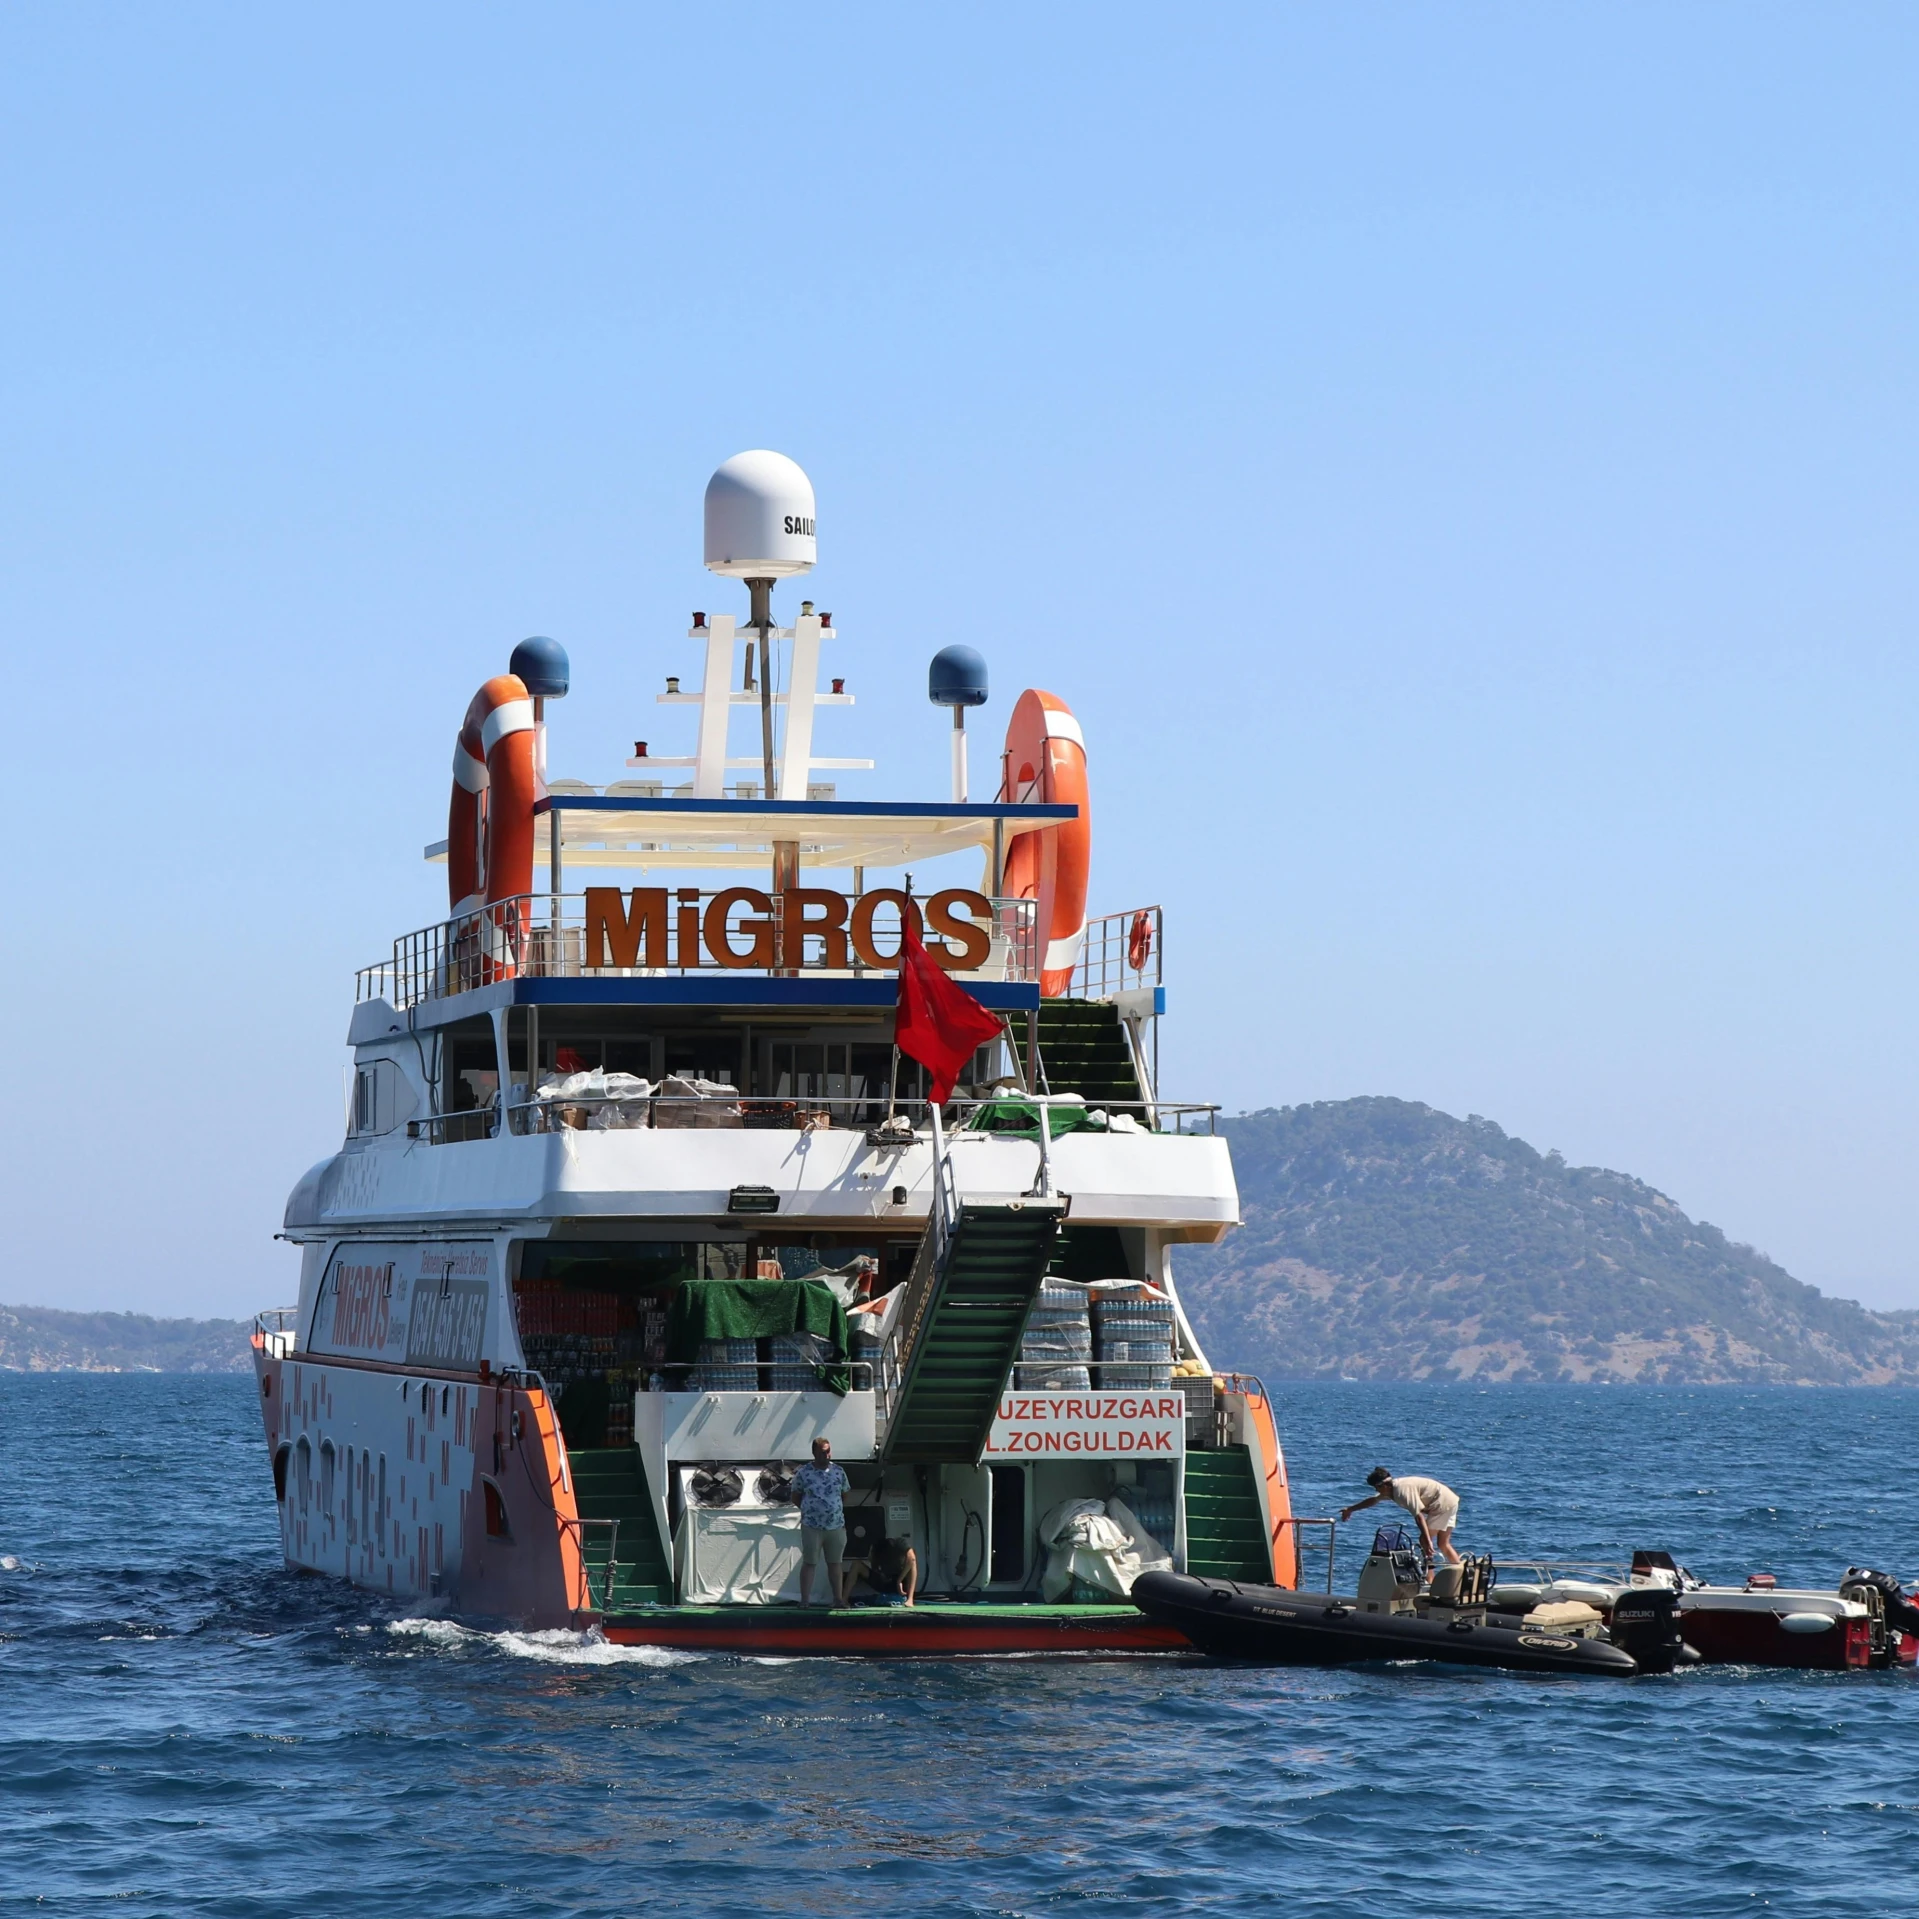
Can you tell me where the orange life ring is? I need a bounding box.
[1127,908,1153,973]
[999,689,1090,998]
[447,673,538,978]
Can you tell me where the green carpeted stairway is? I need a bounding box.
[882,1200,1065,1463]
[1182,1447,1272,1582]
[568,1447,673,1609]
[1033,999,1143,1107]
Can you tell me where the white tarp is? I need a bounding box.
[676,1506,804,1604]
[1038,1494,1173,1601]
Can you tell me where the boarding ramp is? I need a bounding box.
[878,1191,1065,1465]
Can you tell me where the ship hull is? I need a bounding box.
[599,1603,1188,1656]
[253,1341,590,1629]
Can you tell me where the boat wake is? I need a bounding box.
[387,1617,705,1667]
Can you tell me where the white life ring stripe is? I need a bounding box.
[453,743,488,792]
[481,698,535,753]
[1044,929,1085,972]
[1039,708,1084,749]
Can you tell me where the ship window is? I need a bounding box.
[350,1060,417,1138]
[765,1040,899,1120]
[295,1436,312,1510]
[320,1440,336,1517]
[272,1445,290,1503]
[664,1034,743,1087]
[440,1017,500,1137]
[483,1479,510,1538]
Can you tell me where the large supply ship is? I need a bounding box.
[253,451,1299,1653]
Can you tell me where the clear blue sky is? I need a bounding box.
[4,7,1916,1317]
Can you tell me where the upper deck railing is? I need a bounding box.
[1071,905,1162,1002]
[357,890,1041,1011]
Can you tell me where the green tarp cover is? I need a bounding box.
[963,1098,1102,1140]
[665,1279,851,1396]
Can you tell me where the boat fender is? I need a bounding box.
[1780,1612,1836,1634]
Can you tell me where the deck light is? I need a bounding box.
[832,678,845,694]
[692,611,707,629]
[727,1184,781,1215]
[666,676,681,694]
[634,741,648,759]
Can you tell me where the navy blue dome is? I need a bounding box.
[510,635,570,698]
[928,644,988,707]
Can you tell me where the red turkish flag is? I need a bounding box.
[895,916,1005,1104]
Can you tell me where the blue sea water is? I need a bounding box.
[1,1375,1914,1916]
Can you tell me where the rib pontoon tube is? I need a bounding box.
[1132,1571,1640,1676]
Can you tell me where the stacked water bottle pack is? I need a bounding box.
[768,1331,830,1392]
[689,1337,759,1391]
[1122,1489,1178,1547]
[1016,1278,1093,1389]
[1091,1282,1176,1388]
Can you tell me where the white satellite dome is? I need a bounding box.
[703,449,817,578]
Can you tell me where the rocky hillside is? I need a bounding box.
[0,1304,251,1374]
[1176,1099,1919,1385]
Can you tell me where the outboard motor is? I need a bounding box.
[1607,1585,1695,1674]
[1842,1568,1919,1635]
[1841,1568,1919,1667]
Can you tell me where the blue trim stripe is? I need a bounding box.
[510,977,1043,1012]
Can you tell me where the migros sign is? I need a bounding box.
[582,886,996,974]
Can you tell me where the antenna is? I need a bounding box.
[929,644,988,802]
[705,452,817,807]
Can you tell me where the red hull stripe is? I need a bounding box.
[600,1615,1190,1656]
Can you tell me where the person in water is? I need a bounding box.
[1340,1467,1462,1567]
[790,1435,851,1607]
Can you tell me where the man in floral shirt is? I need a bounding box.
[791,1435,851,1607]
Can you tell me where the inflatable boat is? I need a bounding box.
[1132,1569,1649,1675]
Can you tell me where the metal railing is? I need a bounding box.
[563,1514,622,1612]
[1072,904,1162,1003]
[358,891,1041,1010]
[406,1091,1221,1144]
[1280,1517,1340,1593]
[253,1307,298,1359]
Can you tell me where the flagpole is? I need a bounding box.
[887,874,913,1126]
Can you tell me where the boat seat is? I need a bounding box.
[1525,1601,1603,1631]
